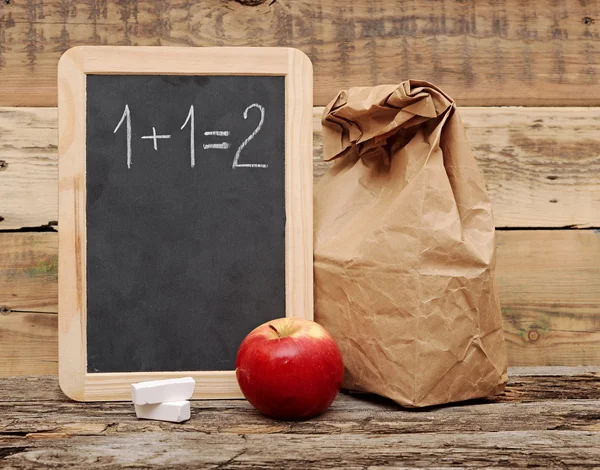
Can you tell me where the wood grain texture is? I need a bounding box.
[83,371,243,402]
[284,48,314,322]
[2,106,600,230]
[2,430,599,469]
[0,373,598,468]
[0,312,57,376]
[498,230,600,367]
[0,233,57,313]
[1,230,599,375]
[0,107,57,229]
[56,45,86,401]
[0,233,58,376]
[1,1,600,107]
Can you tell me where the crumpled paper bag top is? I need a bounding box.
[314,80,508,408]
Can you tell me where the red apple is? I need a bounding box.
[236,317,344,420]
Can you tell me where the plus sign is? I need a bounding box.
[141,127,171,151]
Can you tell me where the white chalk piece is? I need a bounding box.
[131,377,195,405]
[135,401,191,423]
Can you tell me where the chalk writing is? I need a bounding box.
[181,105,195,168]
[112,103,268,169]
[141,127,172,151]
[204,131,230,136]
[113,104,132,168]
[203,143,231,150]
[233,104,267,169]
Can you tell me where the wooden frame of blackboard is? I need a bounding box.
[58,46,313,401]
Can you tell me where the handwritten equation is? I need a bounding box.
[113,103,267,170]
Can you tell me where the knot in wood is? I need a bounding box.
[0,160,8,171]
[527,329,540,342]
[583,17,595,25]
[0,305,12,315]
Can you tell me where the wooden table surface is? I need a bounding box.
[1,368,599,468]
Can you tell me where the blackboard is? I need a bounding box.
[58,46,313,401]
[86,75,286,373]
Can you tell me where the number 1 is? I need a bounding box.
[113,104,132,169]
[181,105,195,168]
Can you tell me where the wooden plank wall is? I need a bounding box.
[1,0,599,375]
[1,0,600,107]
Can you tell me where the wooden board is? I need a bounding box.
[0,233,57,376]
[2,106,599,230]
[1,430,598,468]
[1,230,599,375]
[0,233,57,313]
[1,1,600,107]
[498,230,600,367]
[0,312,57,376]
[0,373,598,468]
[0,107,57,229]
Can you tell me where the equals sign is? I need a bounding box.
[203,131,230,149]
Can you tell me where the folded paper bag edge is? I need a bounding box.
[321,81,454,162]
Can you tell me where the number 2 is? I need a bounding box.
[232,104,267,169]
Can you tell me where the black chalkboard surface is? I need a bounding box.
[58,47,313,401]
[86,75,286,373]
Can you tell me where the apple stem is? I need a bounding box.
[268,324,281,338]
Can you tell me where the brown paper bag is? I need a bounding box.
[314,81,508,407]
